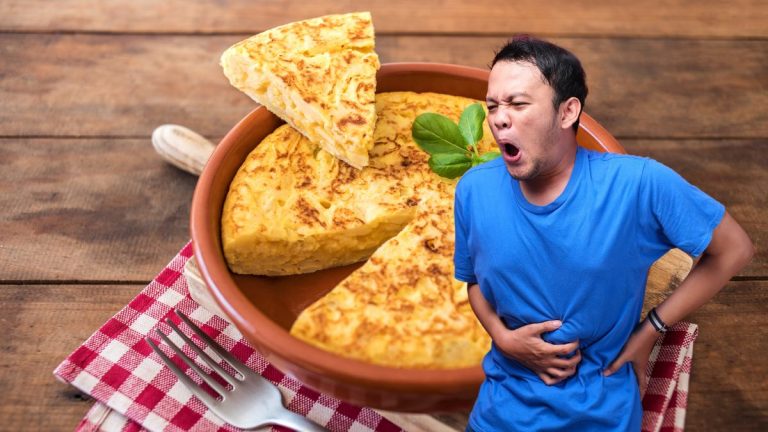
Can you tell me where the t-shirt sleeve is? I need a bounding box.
[454,182,478,284]
[639,159,725,258]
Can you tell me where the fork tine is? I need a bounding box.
[164,318,239,387]
[154,328,229,398]
[174,310,249,376]
[145,336,219,407]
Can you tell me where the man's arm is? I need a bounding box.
[653,211,754,325]
[604,211,755,392]
[468,283,582,385]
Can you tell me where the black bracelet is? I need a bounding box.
[647,308,669,333]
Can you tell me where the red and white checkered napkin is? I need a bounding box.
[642,323,698,432]
[54,242,698,432]
[54,242,403,432]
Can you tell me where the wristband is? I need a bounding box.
[647,307,669,333]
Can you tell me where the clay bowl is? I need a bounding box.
[190,62,625,412]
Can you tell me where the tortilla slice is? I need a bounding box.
[220,12,380,169]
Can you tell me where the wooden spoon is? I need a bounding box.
[151,124,216,175]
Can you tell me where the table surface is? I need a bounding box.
[1,1,766,431]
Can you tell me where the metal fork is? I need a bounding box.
[146,309,327,431]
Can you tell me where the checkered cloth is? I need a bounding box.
[642,325,697,432]
[55,243,402,432]
[54,243,697,432]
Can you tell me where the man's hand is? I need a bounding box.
[603,320,658,395]
[466,283,582,385]
[495,320,582,385]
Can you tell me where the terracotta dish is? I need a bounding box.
[190,63,625,412]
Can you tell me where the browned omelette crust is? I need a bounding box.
[220,12,379,169]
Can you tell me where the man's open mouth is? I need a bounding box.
[504,143,520,157]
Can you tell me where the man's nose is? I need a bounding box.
[492,109,510,130]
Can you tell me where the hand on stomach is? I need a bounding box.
[494,319,582,385]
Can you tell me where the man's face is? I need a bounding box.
[486,61,564,181]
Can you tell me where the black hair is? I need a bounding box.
[491,35,588,132]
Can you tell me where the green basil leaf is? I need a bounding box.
[412,113,468,155]
[458,103,486,149]
[478,151,501,163]
[428,153,473,179]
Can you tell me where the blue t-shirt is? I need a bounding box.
[454,147,724,432]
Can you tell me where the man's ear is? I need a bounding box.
[559,97,582,130]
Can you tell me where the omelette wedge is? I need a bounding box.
[290,186,491,368]
[220,12,380,169]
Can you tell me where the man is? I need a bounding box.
[454,36,754,431]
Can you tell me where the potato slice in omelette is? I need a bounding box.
[220,12,379,169]
[222,92,496,368]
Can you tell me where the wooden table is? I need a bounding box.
[1,1,766,430]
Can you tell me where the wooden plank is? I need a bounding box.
[0,138,196,281]
[623,139,767,278]
[0,284,141,432]
[1,0,766,38]
[0,34,248,139]
[685,280,768,430]
[1,34,766,139]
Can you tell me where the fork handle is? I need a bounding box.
[271,406,328,432]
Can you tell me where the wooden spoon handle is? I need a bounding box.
[151,124,215,176]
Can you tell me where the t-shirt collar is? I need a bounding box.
[511,146,586,214]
